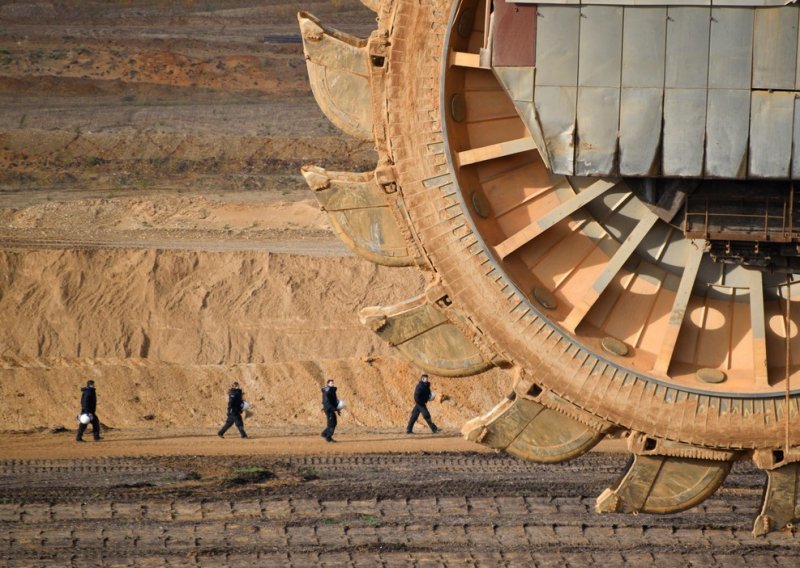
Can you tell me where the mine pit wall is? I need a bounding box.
[0,249,512,431]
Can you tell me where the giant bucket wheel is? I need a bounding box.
[298,0,800,534]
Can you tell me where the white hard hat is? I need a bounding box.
[337,399,346,410]
[79,413,92,425]
[241,401,251,411]
[429,391,436,401]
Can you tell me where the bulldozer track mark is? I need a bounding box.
[1,451,793,563]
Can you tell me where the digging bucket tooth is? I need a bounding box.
[462,394,607,464]
[752,449,800,536]
[297,12,372,140]
[462,374,611,463]
[596,432,739,515]
[301,165,423,267]
[358,284,502,377]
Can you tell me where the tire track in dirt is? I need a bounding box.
[1,453,796,566]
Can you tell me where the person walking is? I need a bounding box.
[320,378,339,443]
[406,373,439,434]
[76,379,101,442]
[217,381,248,439]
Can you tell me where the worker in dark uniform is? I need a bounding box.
[76,379,101,442]
[406,373,439,434]
[217,381,248,439]
[320,378,339,443]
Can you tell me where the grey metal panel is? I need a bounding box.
[621,7,666,89]
[793,98,800,178]
[494,66,554,168]
[578,5,623,88]
[718,0,791,4]
[752,7,799,90]
[513,0,790,5]
[749,91,795,178]
[533,85,577,175]
[535,6,580,87]
[594,0,708,3]
[618,88,663,176]
[493,66,535,103]
[663,89,706,176]
[705,89,750,179]
[513,100,552,170]
[708,8,753,90]
[516,0,580,3]
[665,7,710,89]
[798,24,800,90]
[575,87,620,175]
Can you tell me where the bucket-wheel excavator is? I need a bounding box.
[298,0,800,535]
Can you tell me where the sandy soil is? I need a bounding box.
[0,426,631,459]
[0,246,515,432]
[0,428,501,460]
[2,442,798,566]
[3,2,799,563]
[0,0,518,435]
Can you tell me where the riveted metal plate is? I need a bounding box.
[492,1,536,68]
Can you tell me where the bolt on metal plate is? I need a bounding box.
[457,9,475,38]
[532,287,557,310]
[601,337,629,357]
[471,191,491,218]
[450,93,466,122]
[696,368,726,384]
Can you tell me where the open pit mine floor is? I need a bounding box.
[0,430,798,567]
[1,0,799,564]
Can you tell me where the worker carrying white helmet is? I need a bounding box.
[406,373,439,435]
[76,379,101,442]
[217,382,249,439]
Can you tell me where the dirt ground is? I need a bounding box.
[1,430,799,567]
[0,0,515,433]
[2,1,799,565]
[0,427,499,460]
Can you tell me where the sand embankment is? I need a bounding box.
[0,249,512,432]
